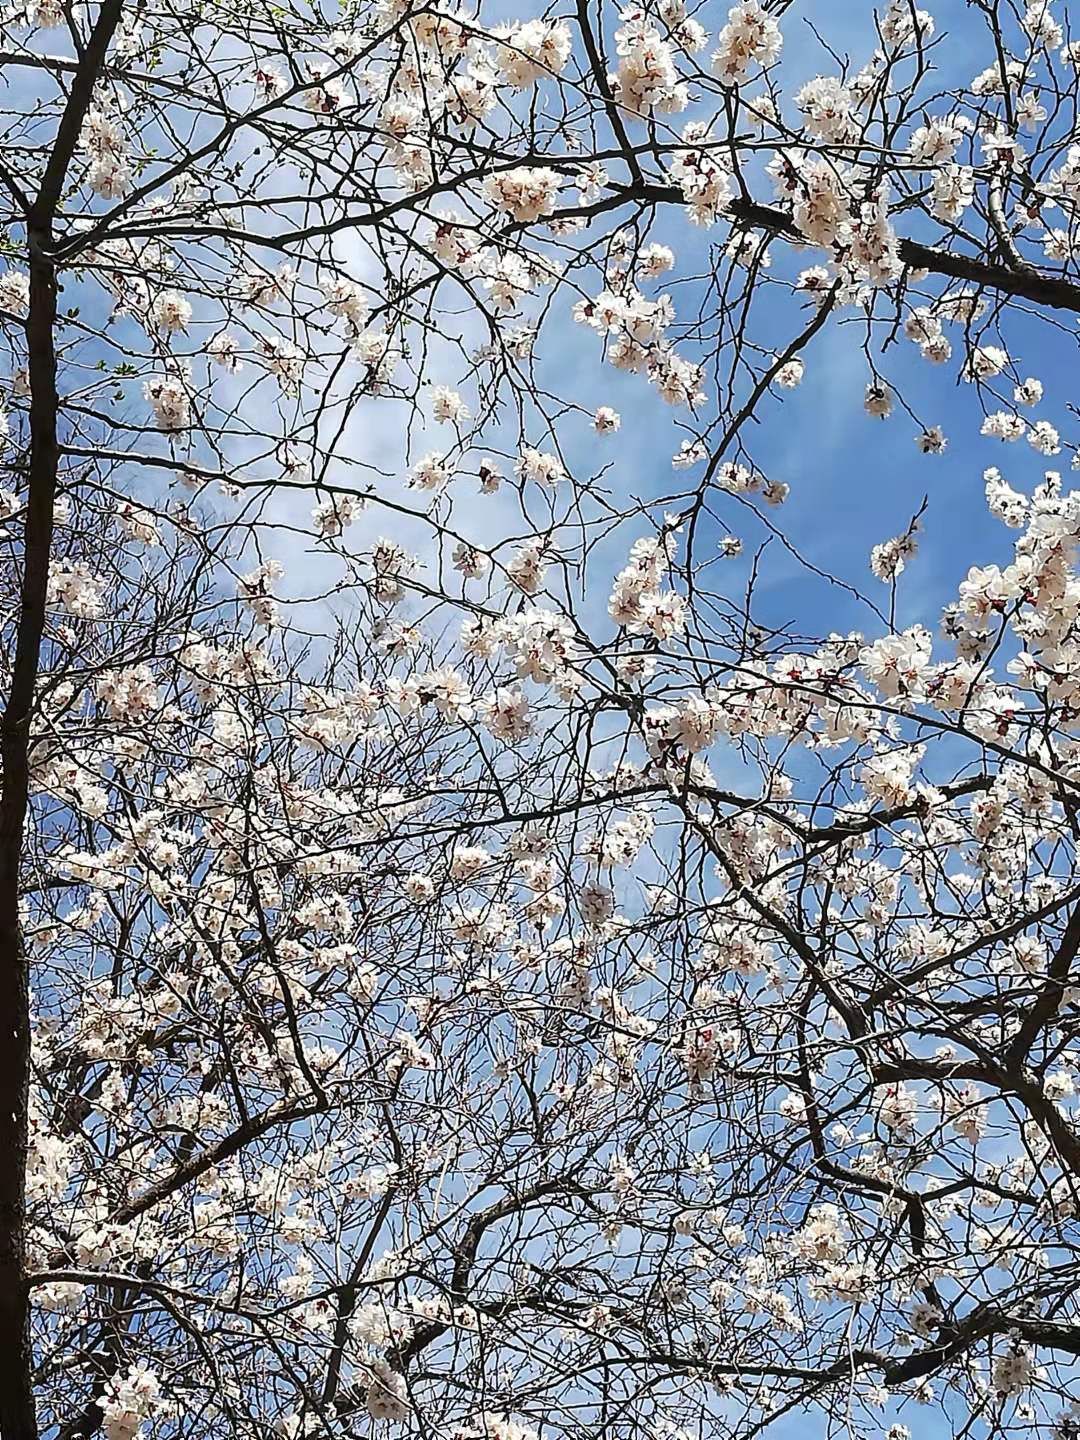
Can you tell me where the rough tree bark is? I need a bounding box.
[0,4,123,1434]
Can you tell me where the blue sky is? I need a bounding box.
[510,0,1080,675]
[18,0,1074,682]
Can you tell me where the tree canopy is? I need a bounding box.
[5,1,1080,1438]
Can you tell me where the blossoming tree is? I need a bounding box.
[4,0,1080,1437]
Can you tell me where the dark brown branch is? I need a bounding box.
[0,8,126,1434]
[728,193,1080,313]
[566,185,1080,315]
